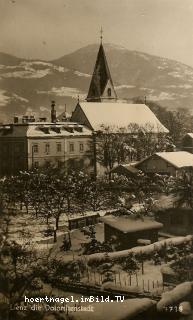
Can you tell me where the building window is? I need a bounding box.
[107,88,111,97]
[79,143,84,152]
[57,143,62,152]
[69,143,74,153]
[45,143,50,154]
[33,144,38,153]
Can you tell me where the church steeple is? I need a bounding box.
[86,36,117,102]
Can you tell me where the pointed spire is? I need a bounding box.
[86,41,117,102]
[100,27,103,44]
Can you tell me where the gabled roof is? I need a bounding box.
[138,151,193,169]
[71,102,169,133]
[102,215,163,233]
[87,43,117,101]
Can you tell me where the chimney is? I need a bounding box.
[51,100,56,123]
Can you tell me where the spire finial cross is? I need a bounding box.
[100,27,103,43]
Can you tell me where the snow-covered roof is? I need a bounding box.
[102,215,163,233]
[138,151,193,169]
[157,282,193,311]
[0,122,92,138]
[72,102,169,133]
[156,151,193,168]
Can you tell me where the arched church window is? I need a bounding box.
[107,88,111,97]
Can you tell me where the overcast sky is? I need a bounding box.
[1,0,193,66]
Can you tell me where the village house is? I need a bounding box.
[71,40,168,175]
[0,104,92,176]
[72,39,168,133]
[102,215,163,250]
[136,151,193,176]
[0,39,169,176]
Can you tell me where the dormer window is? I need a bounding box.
[107,88,111,97]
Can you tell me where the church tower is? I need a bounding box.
[86,31,117,102]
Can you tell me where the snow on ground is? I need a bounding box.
[86,235,193,263]
[0,61,68,79]
[1,68,52,79]
[69,298,156,320]
[168,71,184,78]
[157,282,193,311]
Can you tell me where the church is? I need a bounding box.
[71,39,168,134]
[0,37,168,177]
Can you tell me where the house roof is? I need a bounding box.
[137,151,193,169]
[102,215,163,233]
[0,122,92,138]
[72,102,169,133]
[156,151,193,169]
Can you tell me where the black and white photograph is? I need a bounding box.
[1,0,193,319]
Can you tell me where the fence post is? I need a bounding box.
[140,251,144,275]
[142,279,145,291]
[119,272,121,286]
[136,273,138,287]
[148,279,150,292]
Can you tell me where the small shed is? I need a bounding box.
[136,151,193,176]
[68,212,99,230]
[111,163,140,178]
[102,215,163,250]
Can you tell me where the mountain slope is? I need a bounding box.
[1,43,193,122]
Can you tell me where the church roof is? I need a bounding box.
[72,102,169,133]
[87,43,117,101]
